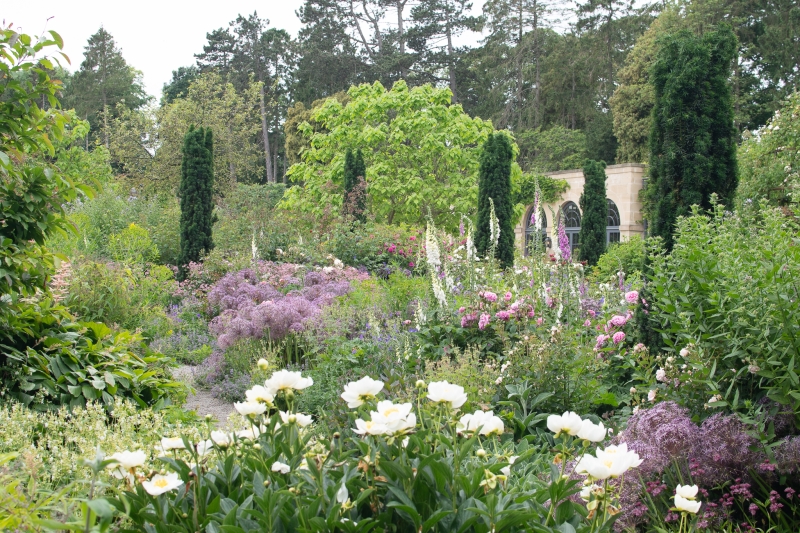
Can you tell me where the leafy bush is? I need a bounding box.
[107,223,160,264]
[590,235,645,283]
[644,203,800,427]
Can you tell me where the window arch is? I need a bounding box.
[524,206,547,255]
[606,199,621,244]
[559,201,581,254]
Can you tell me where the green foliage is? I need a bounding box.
[282,81,496,229]
[178,126,215,277]
[737,91,800,210]
[66,260,175,340]
[590,235,645,282]
[645,203,800,423]
[511,173,568,226]
[107,223,160,264]
[577,160,607,266]
[475,132,515,268]
[516,126,588,172]
[647,24,739,250]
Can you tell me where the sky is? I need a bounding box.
[5,0,486,100]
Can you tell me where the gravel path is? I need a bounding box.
[173,365,235,428]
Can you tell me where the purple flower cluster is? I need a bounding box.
[207,266,362,349]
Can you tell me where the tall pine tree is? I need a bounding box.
[647,25,738,250]
[475,133,515,269]
[178,126,215,279]
[578,159,607,265]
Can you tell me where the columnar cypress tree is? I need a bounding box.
[178,126,214,279]
[647,24,738,250]
[475,133,515,269]
[343,148,355,196]
[578,159,608,266]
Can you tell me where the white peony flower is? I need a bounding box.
[210,431,233,447]
[280,411,313,428]
[236,425,267,440]
[427,381,468,409]
[245,385,275,405]
[457,410,504,436]
[160,437,186,451]
[675,484,699,499]
[371,401,416,434]
[340,376,384,408]
[580,483,600,501]
[674,494,702,514]
[577,443,643,480]
[264,370,314,395]
[546,411,583,437]
[107,450,146,470]
[353,418,389,436]
[196,440,214,456]
[142,472,184,496]
[271,461,291,474]
[577,419,607,443]
[234,401,267,417]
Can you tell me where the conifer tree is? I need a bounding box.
[343,148,367,222]
[178,126,215,279]
[647,25,738,250]
[578,159,607,266]
[475,133,515,269]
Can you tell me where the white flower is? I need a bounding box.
[210,431,233,447]
[427,381,468,409]
[280,411,313,428]
[577,419,607,443]
[371,401,416,434]
[265,370,314,395]
[108,450,146,470]
[271,461,291,474]
[196,440,214,456]
[656,368,667,382]
[680,348,689,357]
[333,258,344,268]
[353,418,389,436]
[245,385,275,405]
[675,484,699,499]
[577,443,643,480]
[630,387,637,394]
[648,390,657,402]
[546,411,583,437]
[235,401,267,417]
[236,425,267,440]
[160,437,186,451]
[580,483,600,501]
[457,410,504,436]
[336,483,349,504]
[257,358,269,370]
[500,455,519,477]
[674,493,702,514]
[142,472,183,496]
[341,376,384,408]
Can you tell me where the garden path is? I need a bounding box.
[173,365,235,428]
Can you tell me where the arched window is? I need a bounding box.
[559,201,581,254]
[524,206,547,255]
[607,199,621,245]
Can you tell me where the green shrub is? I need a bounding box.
[108,223,160,264]
[644,202,800,425]
[590,235,645,283]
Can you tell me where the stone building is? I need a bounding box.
[515,163,647,256]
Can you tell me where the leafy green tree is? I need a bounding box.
[475,132,515,268]
[282,81,495,228]
[578,159,607,265]
[178,127,215,278]
[647,25,739,250]
[64,27,148,148]
[161,65,198,105]
[517,125,587,172]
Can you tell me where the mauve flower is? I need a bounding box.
[495,310,511,321]
[478,313,491,330]
[625,290,639,304]
[612,331,626,344]
[504,291,512,301]
[608,315,628,328]
[648,390,657,402]
[483,291,498,302]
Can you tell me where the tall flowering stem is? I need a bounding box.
[558,212,571,263]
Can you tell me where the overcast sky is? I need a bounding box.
[5,0,488,99]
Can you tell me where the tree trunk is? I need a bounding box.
[533,0,541,128]
[398,0,407,78]
[259,83,274,183]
